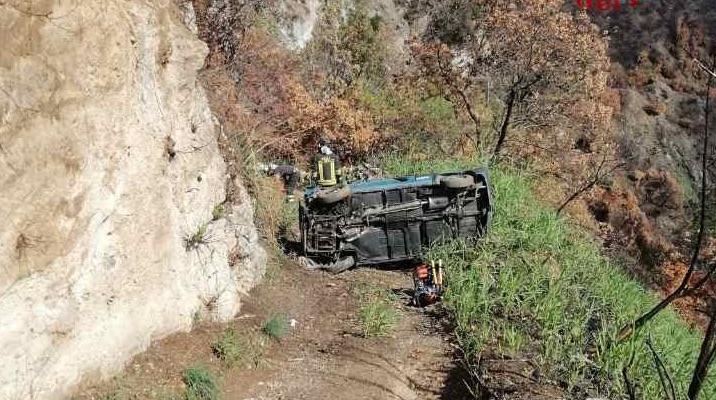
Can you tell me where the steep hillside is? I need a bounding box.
[587,1,716,241]
[0,1,265,398]
[43,0,716,398]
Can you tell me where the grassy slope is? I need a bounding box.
[383,156,714,398]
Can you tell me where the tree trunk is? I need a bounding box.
[494,87,516,156]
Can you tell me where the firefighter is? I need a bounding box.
[313,139,342,187]
[260,163,301,202]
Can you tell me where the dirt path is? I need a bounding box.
[74,259,473,400]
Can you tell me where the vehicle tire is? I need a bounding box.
[327,255,355,274]
[440,174,475,189]
[315,186,351,204]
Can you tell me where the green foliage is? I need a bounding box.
[378,152,715,397]
[349,79,404,123]
[279,200,298,236]
[338,8,386,83]
[261,314,290,341]
[185,224,209,251]
[304,3,389,93]
[211,328,243,367]
[674,168,695,206]
[181,366,219,400]
[420,96,454,122]
[425,165,715,397]
[380,151,488,177]
[352,283,399,337]
[211,328,263,368]
[211,204,225,221]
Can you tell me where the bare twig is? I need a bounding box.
[623,350,637,400]
[556,154,624,215]
[646,334,676,400]
[688,302,716,399]
[435,47,482,149]
[694,58,716,78]
[493,85,516,157]
[492,74,542,158]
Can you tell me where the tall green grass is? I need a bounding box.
[181,365,219,400]
[352,283,399,337]
[384,155,714,398]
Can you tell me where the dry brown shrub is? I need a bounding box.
[627,70,651,87]
[643,103,667,116]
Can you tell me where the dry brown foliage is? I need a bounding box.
[481,0,612,130]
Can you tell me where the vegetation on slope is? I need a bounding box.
[385,155,714,397]
[191,0,716,396]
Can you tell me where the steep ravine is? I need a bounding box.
[0,1,265,399]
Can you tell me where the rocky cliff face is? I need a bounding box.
[0,1,265,398]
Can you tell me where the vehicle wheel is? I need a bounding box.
[327,255,355,274]
[315,186,351,204]
[440,174,475,189]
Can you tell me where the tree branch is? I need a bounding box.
[556,154,624,215]
[493,86,516,157]
[688,302,716,399]
[622,350,638,400]
[646,335,676,400]
[436,47,482,148]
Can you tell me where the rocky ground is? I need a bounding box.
[73,251,567,400]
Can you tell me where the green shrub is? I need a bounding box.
[184,224,209,251]
[181,365,219,400]
[211,328,243,367]
[211,204,225,220]
[261,314,290,341]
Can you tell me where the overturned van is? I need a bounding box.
[299,167,493,270]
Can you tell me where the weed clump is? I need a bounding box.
[211,328,263,368]
[261,314,290,341]
[211,328,243,367]
[181,365,219,400]
[184,224,209,251]
[352,283,399,337]
[212,204,225,220]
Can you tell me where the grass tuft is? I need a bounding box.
[352,283,399,337]
[431,165,715,397]
[184,224,209,251]
[211,328,243,367]
[181,365,219,400]
[261,314,290,341]
[211,328,263,368]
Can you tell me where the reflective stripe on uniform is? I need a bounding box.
[317,156,337,186]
